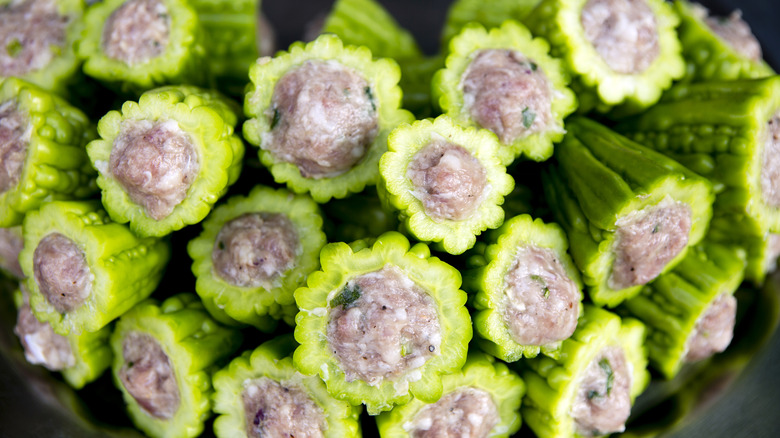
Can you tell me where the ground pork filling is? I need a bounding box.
[14,298,75,371]
[571,346,632,436]
[241,377,326,438]
[102,0,170,66]
[461,49,554,145]
[761,113,780,207]
[327,265,441,386]
[0,226,24,278]
[120,331,180,420]
[691,4,763,62]
[581,0,660,74]
[405,387,500,438]
[503,245,580,346]
[109,119,199,221]
[33,233,92,314]
[0,0,69,76]
[684,293,737,363]
[610,200,692,290]
[766,233,780,273]
[265,60,378,178]
[211,212,300,288]
[407,140,488,222]
[0,100,30,195]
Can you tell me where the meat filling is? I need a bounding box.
[761,113,780,207]
[265,60,378,178]
[327,265,441,386]
[0,0,69,76]
[765,233,780,273]
[119,331,180,420]
[503,245,580,346]
[0,100,30,195]
[461,49,555,145]
[610,199,692,290]
[241,377,326,438]
[211,212,300,288]
[0,226,24,278]
[571,346,632,436]
[581,0,660,74]
[405,387,500,438]
[684,293,737,363]
[33,233,92,314]
[14,290,75,371]
[691,4,762,62]
[109,119,199,221]
[407,141,488,222]
[102,0,170,66]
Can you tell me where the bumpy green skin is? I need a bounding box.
[433,21,577,165]
[293,231,472,415]
[379,116,514,255]
[187,185,326,330]
[321,188,399,243]
[707,212,775,285]
[111,294,242,438]
[0,78,96,227]
[212,335,361,438]
[77,0,206,93]
[544,117,714,307]
[525,0,685,114]
[376,352,525,438]
[19,201,170,335]
[464,214,583,361]
[522,306,650,438]
[243,34,414,203]
[441,0,542,47]
[397,54,444,119]
[675,1,774,83]
[622,243,745,379]
[87,85,244,237]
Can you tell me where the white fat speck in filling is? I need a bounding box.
[404,387,499,438]
[571,346,632,436]
[503,245,579,346]
[264,60,378,179]
[119,331,180,420]
[690,3,762,62]
[102,0,170,66]
[14,287,75,371]
[211,212,300,288]
[242,377,326,438]
[0,100,30,195]
[684,293,737,363]
[0,0,69,76]
[761,113,780,207]
[109,119,199,221]
[581,0,660,74]
[326,265,441,386]
[610,198,692,290]
[461,49,555,145]
[33,233,93,314]
[0,226,24,278]
[407,140,488,222]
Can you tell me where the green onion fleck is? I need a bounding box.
[522,107,536,129]
[330,284,362,309]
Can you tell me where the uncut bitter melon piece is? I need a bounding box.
[706,212,780,286]
[522,305,649,438]
[543,117,714,307]
[243,33,414,203]
[110,293,242,438]
[464,214,583,361]
[379,115,514,255]
[293,231,472,415]
[18,200,170,335]
[212,335,361,438]
[441,0,542,47]
[0,77,96,227]
[376,352,525,438]
[187,185,326,330]
[87,85,244,237]
[622,242,745,379]
[433,20,577,165]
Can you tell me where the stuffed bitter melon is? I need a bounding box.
[433,20,577,164]
[0,226,24,279]
[465,214,583,361]
[293,231,472,415]
[441,0,542,47]
[18,200,170,335]
[543,117,714,307]
[111,293,242,438]
[87,85,244,237]
[376,352,525,438]
[706,212,779,285]
[522,305,649,438]
[243,33,414,203]
[212,335,361,438]
[0,77,96,228]
[622,242,745,379]
[379,115,514,255]
[187,185,326,330]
